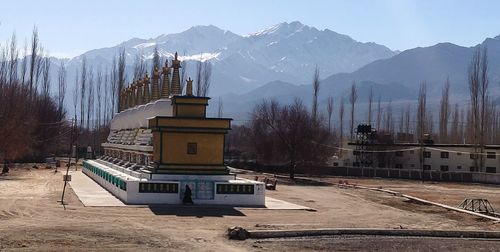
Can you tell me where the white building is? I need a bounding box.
[343,143,499,174]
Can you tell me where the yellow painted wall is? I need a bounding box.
[154,118,230,129]
[162,132,224,165]
[175,105,205,117]
[153,131,161,162]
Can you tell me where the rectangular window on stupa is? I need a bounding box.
[187,143,197,155]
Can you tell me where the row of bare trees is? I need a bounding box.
[228,45,498,178]
[0,29,69,169]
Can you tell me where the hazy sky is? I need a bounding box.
[0,0,499,58]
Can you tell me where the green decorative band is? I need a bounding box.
[83,161,127,191]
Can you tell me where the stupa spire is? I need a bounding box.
[126,86,133,108]
[136,78,143,105]
[170,52,181,95]
[143,73,151,103]
[186,77,193,96]
[120,88,128,111]
[151,66,160,100]
[130,82,137,107]
[161,60,171,98]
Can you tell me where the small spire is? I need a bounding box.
[186,77,193,96]
[130,82,137,107]
[161,60,171,98]
[127,86,133,108]
[171,52,182,95]
[136,78,143,105]
[143,73,151,103]
[121,88,128,110]
[151,66,160,100]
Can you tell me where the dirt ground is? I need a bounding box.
[0,165,499,251]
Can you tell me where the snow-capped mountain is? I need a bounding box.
[62,21,396,96]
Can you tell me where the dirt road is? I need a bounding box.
[0,166,498,251]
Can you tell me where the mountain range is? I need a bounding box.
[61,21,396,96]
[52,21,500,121]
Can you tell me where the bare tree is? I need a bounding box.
[217,97,223,118]
[349,81,358,140]
[450,104,460,143]
[41,56,51,98]
[29,27,39,99]
[404,104,411,141]
[57,61,67,118]
[376,96,382,130]
[312,66,320,121]
[439,77,450,142]
[133,52,146,80]
[8,33,18,85]
[468,47,481,170]
[326,96,334,133]
[80,57,87,129]
[20,39,28,84]
[180,51,188,93]
[103,68,109,124]
[96,67,103,130]
[86,68,94,131]
[201,61,212,97]
[116,49,126,113]
[152,45,161,73]
[339,96,345,157]
[383,100,393,134]
[417,82,427,141]
[195,56,203,96]
[367,86,373,124]
[73,70,79,124]
[417,82,427,179]
[479,46,489,171]
[250,98,330,179]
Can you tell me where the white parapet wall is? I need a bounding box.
[82,160,266,206]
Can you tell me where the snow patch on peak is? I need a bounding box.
[180,52,221,62]
[133,42,157,49]
[267,41,278,46]
[244,23,284,37]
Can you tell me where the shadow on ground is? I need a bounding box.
[148,205,246,217]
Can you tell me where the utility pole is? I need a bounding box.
[60,119,76,209]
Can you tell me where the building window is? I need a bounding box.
[440,165,449,172]
[187,142,197,155]
[470,153,478,160]
[423,151,431,158]
[440,152,449,158]
[423,165,431,170]
[410,150,415,154]
[395,164,403,169]
[378,163,386,168]
[395,151,403,157]
[487,152,496,159]
[457,165,462,170]
[353,162,360,167]
[486,167,496,173]
[353,150,360,156]
[457,152,462,156]
[470,166,478,172]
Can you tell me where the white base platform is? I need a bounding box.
[82,160,266,206]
